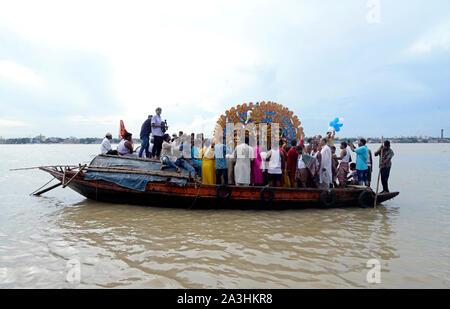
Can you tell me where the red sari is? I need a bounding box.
[287,146,298,186]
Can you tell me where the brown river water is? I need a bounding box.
[0,143,449,288]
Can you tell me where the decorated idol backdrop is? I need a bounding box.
[214,101,305,145]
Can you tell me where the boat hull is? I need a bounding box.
[40,167,399,210]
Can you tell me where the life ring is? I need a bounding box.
[216,184,232,199]
[358,190,374,208]
[320,190,337,207]
[260,187,275,203]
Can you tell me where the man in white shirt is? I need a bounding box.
[100,133,113,154]
[319,138,332,189]
[260,151,268,186]
[151,107,164,159]
[266,142,284,187]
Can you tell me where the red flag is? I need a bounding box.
[299,138,304,148]
[119,120,128,139]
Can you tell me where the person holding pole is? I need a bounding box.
[375,140,394,193]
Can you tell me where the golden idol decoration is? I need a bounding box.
[215,101,305,144]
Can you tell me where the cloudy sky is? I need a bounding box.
[0,0,449,138]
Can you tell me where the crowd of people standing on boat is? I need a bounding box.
[100,108,395,193]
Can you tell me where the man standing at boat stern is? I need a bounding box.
[375,140,394,193]
[349,138,369,186]
[151,107,164,160]
[139,115,152,158]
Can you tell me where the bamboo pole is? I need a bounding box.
[62,167,66,187]
[374,137,384,209]
[100,154,159,163]
[63,164,87,188]
[87,166,191,179]
[38,164,194,181]
[10,165,79,171]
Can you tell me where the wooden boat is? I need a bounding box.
[37,154,399,210]
[32,102,399,209]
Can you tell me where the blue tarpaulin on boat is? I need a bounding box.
[84,155,188,191]
[84,171,187,191]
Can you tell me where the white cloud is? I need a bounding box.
[0,0,309,114]
[0,60,44,89]
[0,119,31,127]
[1,0,449,138]
[407,20,450,55]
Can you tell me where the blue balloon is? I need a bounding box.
[329,117,343,132]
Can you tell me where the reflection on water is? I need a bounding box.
[0,144,449,288]
[5,197,400,288]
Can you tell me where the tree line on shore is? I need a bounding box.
[0,136,448,145]
[0,137,128,144]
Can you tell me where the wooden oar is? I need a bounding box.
[373,137,384,209]
[29,176,56,196]
[33,182,63,196]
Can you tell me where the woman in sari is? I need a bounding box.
[336,141,351,187]
[251,142,263,185]
[200,139,216,184]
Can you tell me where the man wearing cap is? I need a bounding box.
[100,133,113,154]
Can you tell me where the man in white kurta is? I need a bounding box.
[233,138,254,186]
[100,133,112,154]
[319,138,332,188]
